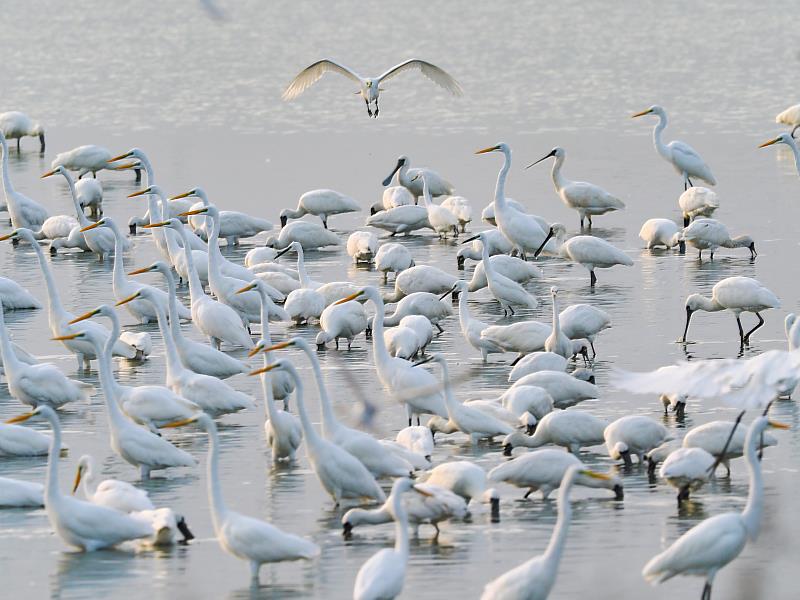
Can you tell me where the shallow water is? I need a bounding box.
[1,1,800,599]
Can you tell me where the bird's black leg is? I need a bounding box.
[580,216,584,229]
[435,323,444,334]
[16,138,21,151]
[743,312,765,344]
[587,215,593,228]
[710,250,714,260]
[322,217,328,230]
[374,98,379,118]
[365,99,372,117]
[736,315,745,344]
[590,270,597,287]
[684,180,689,191]
[701,581,711,600]
[590,341,597,358]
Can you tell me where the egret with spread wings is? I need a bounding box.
[282,59,462,117]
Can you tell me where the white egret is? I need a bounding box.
[457,227,513,269]
[265,220,341,250]
[0,111,45,151]
[659,447,716,504]
[365,204,432,236]
[338,287,447,425]
[375,242,414,282]
[683,420,778,477]
[119,289,254,416]
[343,481,467,539]
[0,276,41,310]
[383,264,458,303]
[6,406,155,551]
[383,291,453,333]
[352,478,416,600]
[680,276,779,345]
[534,228,634,287]
[382,154,456,197]
[165,412,319,581]
[52,329,196,479]
[31,213,78,242]
[1,132,49,231]
[639,218,683,250]
[759,132,800,175]
[544,287,572,358]
[316,298,368,349]
[415,173,459,238]
[347,230,378,263]
[279,188,360,229]
[0,476,44,507]
[171,187,272,245]
[466,254,542,293]
[72,454,154,512]
[51,145,137,180]
[481,465,610,600]
[251,360,385,506]
[632,105,716,189]
[0,303,93,409]
[528,147,625,228]
[679,187,719,226]
[450,281,504,363]
[0,339,39,382]
[502,409,607,456]
[489,449,623,501]
[642,418,787,600]
[440,195,472,232]
[511,371,598,408]
[604,416,671,467]
[274,241,326,324]
[775,103,800,136]
[680,218,756,260]
[0,419,54,456]
[787,313,800,351]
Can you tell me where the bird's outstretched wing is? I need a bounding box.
[282,60,363,101]
[376,60,463,96]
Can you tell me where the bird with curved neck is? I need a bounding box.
[481,465,610,599]
[5,406,154,551]
[544,287,572,358]
[449,280,503,363]
[1,132,49,233]
[642,417,788,600]
[632,105,716,190]
[172,187,272,245]
[413,173,459,238]
[759,132,800,176]
[527,146,625,229]
[163,412,319,582]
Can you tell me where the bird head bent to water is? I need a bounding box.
[680,294,709,343]
[525,147,564,169]
[382,155,409,187]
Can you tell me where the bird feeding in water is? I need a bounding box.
[282,58,462,118]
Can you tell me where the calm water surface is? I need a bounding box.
[1,2,799,599]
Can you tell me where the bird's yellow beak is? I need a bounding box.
[758,137,781,148]
[170,191,193,200]
[6,412,36,424]
[334,291,363,305]
[579,470,612,480]
[249,340,292,357]
[116,292,141,307]
[40,169,58,179]
[631,108,653,118]
[768,420,790,429]
[80,221,103,232]
[161,416,200,428]
[236,282,257,295]
[108,151,132,162]
[111,162,140,171]
[127,187,152,198]
[475,145,500,154]
[68,308,100,325]
[178,208,207,217]
[142,221,170,228]
[72,466,83,494]
[128,266,151,276]
[249,363,279,376]
[0,232,16,241]
[52,332,83,341]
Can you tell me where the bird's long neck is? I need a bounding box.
[439,360,460,418]
[390,488,410,559]
[398,162,410,187]
[368,293,392,370]
[102,312,127,398]
[177,226,204,303]
[652,113,670,161]
[300,343,340,437]
[741,422,765,541]
[286,364,322,448]
[283,207,305,220]
[28,236,69,326]
[543,471,574,565]
[696,295,723,312]
[347,507,391,527]
[44,412,63,507]
[420,178,432,208]
[295,247,312,288]
[162,269,186,344]
[0,136,15,197]
[138,155,155,186]
[205,420,229,532]
[81,461,98,498]
[551,294,562,338]
[109,223,127,293]
[494,149,512,207]
[457,288,472,334]
[724,236,752,249]
[62,173,90,227]
[0,306,22,376]
[550,155,569,192]
[206,214,224,286]
[149,295,184,378]
[784,137,800,176]
[94,334,128,431]
[480,241,495,279]
[256,289,279,420]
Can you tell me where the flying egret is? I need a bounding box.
[0,111,45,151]
[528,147,625,228]
[680,276,779,345]
[632,105,716,190]
[680,218,756,260]
[642,417,788,600]
[283,59,462,117]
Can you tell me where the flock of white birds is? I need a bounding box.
[0,74,799,600]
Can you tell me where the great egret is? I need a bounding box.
[502,409,607,456]
[0,228,141,367]
[265,220,341,250]
[352,478,417,600]
[119,289,254,416]
[0,276,41,310]
[51,145,137,180]
[68,305,200,431]
[659,447,716,504]
[1,132,49,231]
[365,204,432,236]
[375,242,414,282]
[0,476,44,507]
[0,418,56,456]
[316,298,368,349]
[0,111,45,151]
[449,281,503,363]
[680,276,779,345]
[683,420,778,477]
[528,147,625,228]
[489,449,622,500]
[164,412,320,581]
[250,360,386,506]
[457,228,512,269]
[604,416,671,467]
[171,187,272,245]
[632,105,716,189]
[343,481,467,539]
[279,189,360,229]
[534,228,634,287]
[481,465,610,600]
[680,218,756,260]
[679,187,719,226]
[639,218,682,250]
[440,195,472,232]
[284,59,462,118]
[544,287,571,358]
[415,173,459,238]
[642,418,787,600]
[53,328,196,479]
[6,406,155,551]
[774,103,800,136]
[759,132,800,175]
[72,454,154,512]
[346,230,378,263]
[559,304,612,358]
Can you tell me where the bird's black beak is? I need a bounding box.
[280,215,288,228]
[39,132,46,153]
[342,522,353,540]
[413,355,435,367]
[457,254,465,270]
[461,234,479,245]
[534,227,555,258]
[525,149,557,169]
[382,159,402,186]
[177,517,195,543]
[680,306,694,343]
[440,284,458,300]
[370,206,377,216]
[275,246,292,259]
[503,443,512,457]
